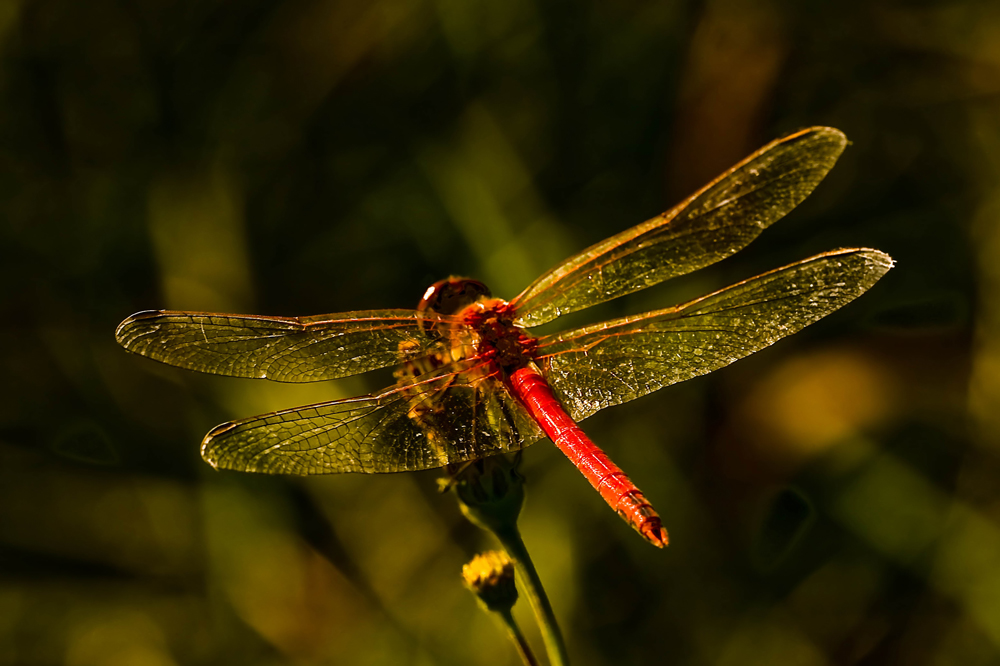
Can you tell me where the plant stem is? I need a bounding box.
[493,524,569,666]
[498,608,539,666]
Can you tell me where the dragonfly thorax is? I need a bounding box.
[414,277,535,375]
[415,277,535,373]
[461,299,536,374]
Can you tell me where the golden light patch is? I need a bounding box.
[738,349,897,462]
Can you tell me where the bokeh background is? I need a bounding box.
[1,0,997,664]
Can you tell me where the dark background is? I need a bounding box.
[1,0,995,664]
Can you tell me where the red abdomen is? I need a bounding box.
[506,365,668,548]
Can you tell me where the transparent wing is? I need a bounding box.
[201,360,546,474]
[511,127,848,327]
[115,309,458,382]
[535,249,893,421]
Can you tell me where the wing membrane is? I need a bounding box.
[535,249,893,421]
[511,127,848,327]
[201,360,545,474]
[115,309,457,382]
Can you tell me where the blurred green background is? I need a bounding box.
[0,0,995,664]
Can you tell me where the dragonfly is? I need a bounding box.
[116,127,892,548]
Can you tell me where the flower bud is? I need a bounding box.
[462,550,518,613]
[450,454,525,534]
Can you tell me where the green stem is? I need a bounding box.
[498,608,539,666]
[493,524,570,666]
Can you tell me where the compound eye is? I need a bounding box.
[417,278,491,315]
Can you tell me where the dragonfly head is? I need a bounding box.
[418,277,492,315]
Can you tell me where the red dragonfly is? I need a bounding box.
[116,127,891,548]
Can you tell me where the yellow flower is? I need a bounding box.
[462,550,518,613]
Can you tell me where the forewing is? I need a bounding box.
[511,127,848,327]
[535,249,893,421]
[115,309,457,382]
[201,360,545,474]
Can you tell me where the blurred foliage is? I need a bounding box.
[0,0,996,664]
